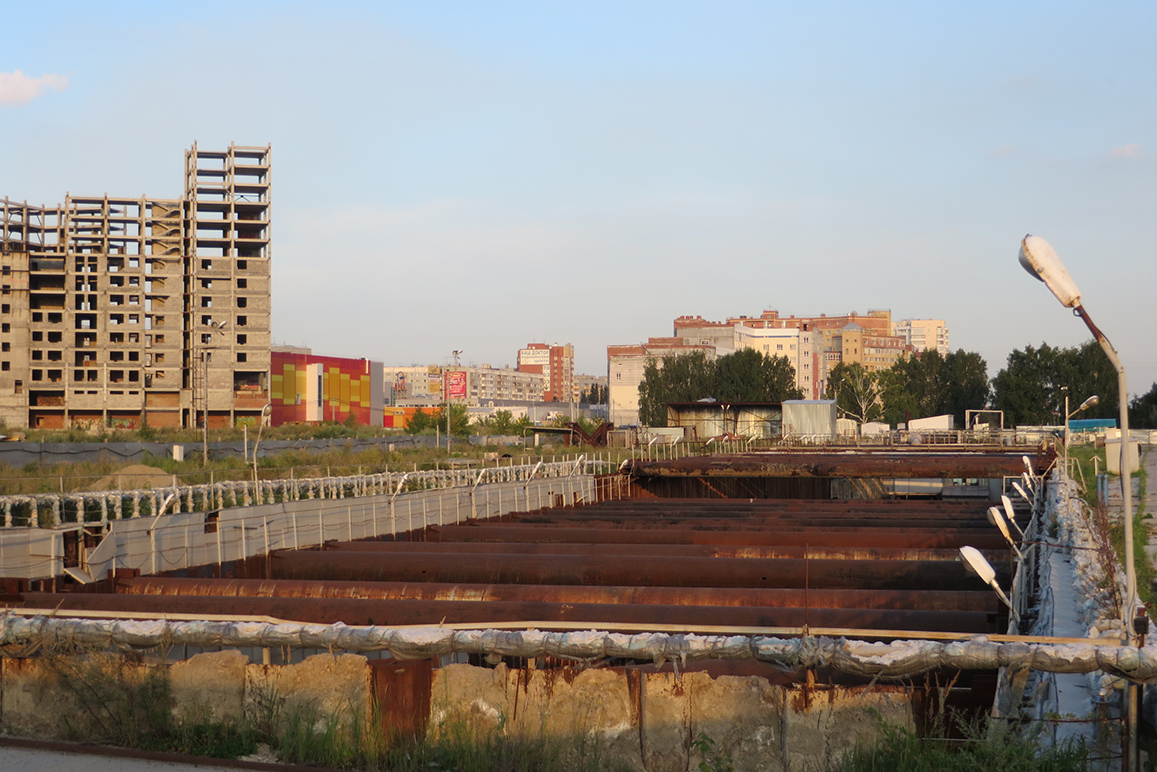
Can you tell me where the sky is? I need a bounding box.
[3,1,1155,395]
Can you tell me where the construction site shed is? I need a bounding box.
[666,402,783,439]
[781,399,838,437]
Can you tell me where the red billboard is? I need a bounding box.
[445,370,467,400]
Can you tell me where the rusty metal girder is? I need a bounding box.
[322,540,988,562]
[119,577,1000,612]
[423,525,1010,550]
[266,551,1007,590]
[16,592,1002,633]
[623,450,1053,479]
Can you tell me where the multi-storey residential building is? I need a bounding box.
[607,337,716,426]
[732,324,819,398]
[894,318,949,355]
[0,143,271,429]
[573,373,608,404]
[674,309,914,402]
[390,364,546,406]
[517,343,574,402]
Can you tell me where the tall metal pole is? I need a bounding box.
[1075,305,1137,771]
[202,350,210,466]
[1062,388,1069,476]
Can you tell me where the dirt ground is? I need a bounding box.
[92,464,176,491]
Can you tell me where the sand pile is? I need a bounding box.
[93,464,176,491]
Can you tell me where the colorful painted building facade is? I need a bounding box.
[271,348,383,426]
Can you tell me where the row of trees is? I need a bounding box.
[637,349,803,427]
[404,406,604,438]
[638,341,1157,430]
[824,350,989,427]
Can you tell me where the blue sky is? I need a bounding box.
[4,1,1155,394]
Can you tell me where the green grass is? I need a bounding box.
[830,715,1089,772]
[0,441,624,496]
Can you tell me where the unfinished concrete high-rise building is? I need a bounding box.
[0,143,271,430]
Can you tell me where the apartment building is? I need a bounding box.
[0,143,271,429]
[517,343,574,402]
[390,364,546,406]
[676,310,905,400]
[607,337,716,426]
[732,325,819,398]
[894,318,950,355]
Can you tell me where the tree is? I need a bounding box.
[636,349,803,427]
[474,409,518,435]
[882,349,990,427]
[713,348,804,403]
[430,403,471,438]
[992,341,1117,426]
[825,362,885,424]
[637,351,715,427]
[404,408,432,435]
[581,384,608,404]
[1131,383,1157,430]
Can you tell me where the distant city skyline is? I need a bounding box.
[5,1,1155,392]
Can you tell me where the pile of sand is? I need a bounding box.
[93,464,176,492]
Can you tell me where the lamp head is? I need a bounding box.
[1012,481,1031,503]
[959,546,997,585]
[1019,235,1082,308]
[1079,395,1100,411]
[987,506,1014,544]
[1001,495,1017,523]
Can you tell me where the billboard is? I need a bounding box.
[519,348,551,367]
[445,370,467,400]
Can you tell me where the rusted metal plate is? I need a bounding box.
[623,449,1053,479]
[369,658,432,741]
[321,540,987,562]
[425,524,1009,550]
[119,577,1000,612]
[264,551,1005,590]
[15,592,1002,633]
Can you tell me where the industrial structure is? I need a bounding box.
[0,143,271,429]
[0,437,1146,768]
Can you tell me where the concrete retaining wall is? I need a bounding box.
[0,650,912,772]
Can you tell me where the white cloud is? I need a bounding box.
[1110,143,1142,159]
[0,70,68,106]
[987,144,1018,158]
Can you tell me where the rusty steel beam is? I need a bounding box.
[322,540,991,562]
[423,525,1010,550]
[16,592,1002,634]
[119,577,1000,612]
[623,450,1053,479]
[523,499,991,516]
[266,551,1007,590]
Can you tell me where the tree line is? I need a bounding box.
[638,342,1157,430]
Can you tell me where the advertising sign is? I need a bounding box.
[445,370,468,400]
[519,348,551,367]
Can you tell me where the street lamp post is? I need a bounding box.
[252,403,272,485]
[1019,234,1137,766]
[199,320,229,466]
[1063,392,1099,475]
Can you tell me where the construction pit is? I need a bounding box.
[0,446,1149,770]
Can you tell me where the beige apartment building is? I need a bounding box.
[894,318,949,355]
[0,143,271,429]
[607,337,716,426]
